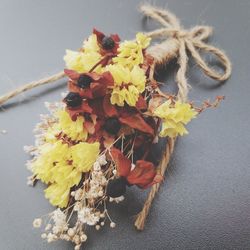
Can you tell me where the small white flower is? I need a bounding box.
[67,228,76,237]
[80,234,87,242]
[101,176,107,186]
[51,209,68,232]
[110,222,116,228]
[33,218,42,228]
[41,233,47,239]
[78,207,100,226]
[75,245,81,250]
[47,233,56,243]
[74,189,83,200]
[113,195,125,203]
[45,223,52,231]
[93,162,101,171]
[98,154,107,166]
[27,176,34,186]
[62,234,70,241]
[73,235,80,245]
[73,202,81,211]
[23,145,35,153]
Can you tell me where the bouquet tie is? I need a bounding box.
[134,5,232,230]
[0,4,232,248]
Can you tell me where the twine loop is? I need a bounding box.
[142,4,232,102]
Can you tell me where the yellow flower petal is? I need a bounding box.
[125,86,139,106]
[71,142,100,172]
[82,34,100,53]
[45,183,70,208]
[33,141,71,184]
[106,64,130,84]
[31,139,100,208]
[56,109,88,141]
[130,65,146,93]
[106,64,146,107]
[136,32,151,49]
[64,50,101,73]
[154,101,197,138]
[110,88,126,106]
[112,33,151,68]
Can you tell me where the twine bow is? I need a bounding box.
[134,5,232,230]
[143,4,232,101]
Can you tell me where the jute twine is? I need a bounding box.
[134,5,232,230]
[0,71,65,106]
[0,4,231,231]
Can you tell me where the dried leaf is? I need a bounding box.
[103,95,118,117]
[136,95,147,110]
[66,101,92,121]
[110,147,131,177]
[119,113,154,135]
[127,160,161,189]
[64,69,80,80]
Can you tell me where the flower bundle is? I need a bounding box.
[25,29,202,248]
[0,4,229,250]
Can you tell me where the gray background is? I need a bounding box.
[0,0,249,249]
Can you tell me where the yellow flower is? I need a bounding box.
[44,109,88,143]
[50,162,82,186]
[64,49,102,73]
[64,34,103,73]
[32,140,100,208]
[71,142,100,172]
[82,34,100,53]
[45,183,71,208]
[112,32,151,68]
[32,142,69,188]
[154,100,197,138]
[54,109,88,142]
[44,162,82,207]
[106,64,146,106]
[136,32,151,48]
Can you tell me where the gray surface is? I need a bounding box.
[0,0,250,249]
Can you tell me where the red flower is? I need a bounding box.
[110,147,163,189]
[93,28,120,56]
[65,69,113,99]
[66,100,92,121]
[103,95,155,136]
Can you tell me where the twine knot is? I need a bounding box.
[141,4,232,101]
[170,29,187,39]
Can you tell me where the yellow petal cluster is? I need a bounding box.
[64,34,102,73]
[45,109,88,143]
[82,34,100,53]
[113,33,151,68]
[106,64,146,106]
[154,100,198,138]
[32,141,100,208]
